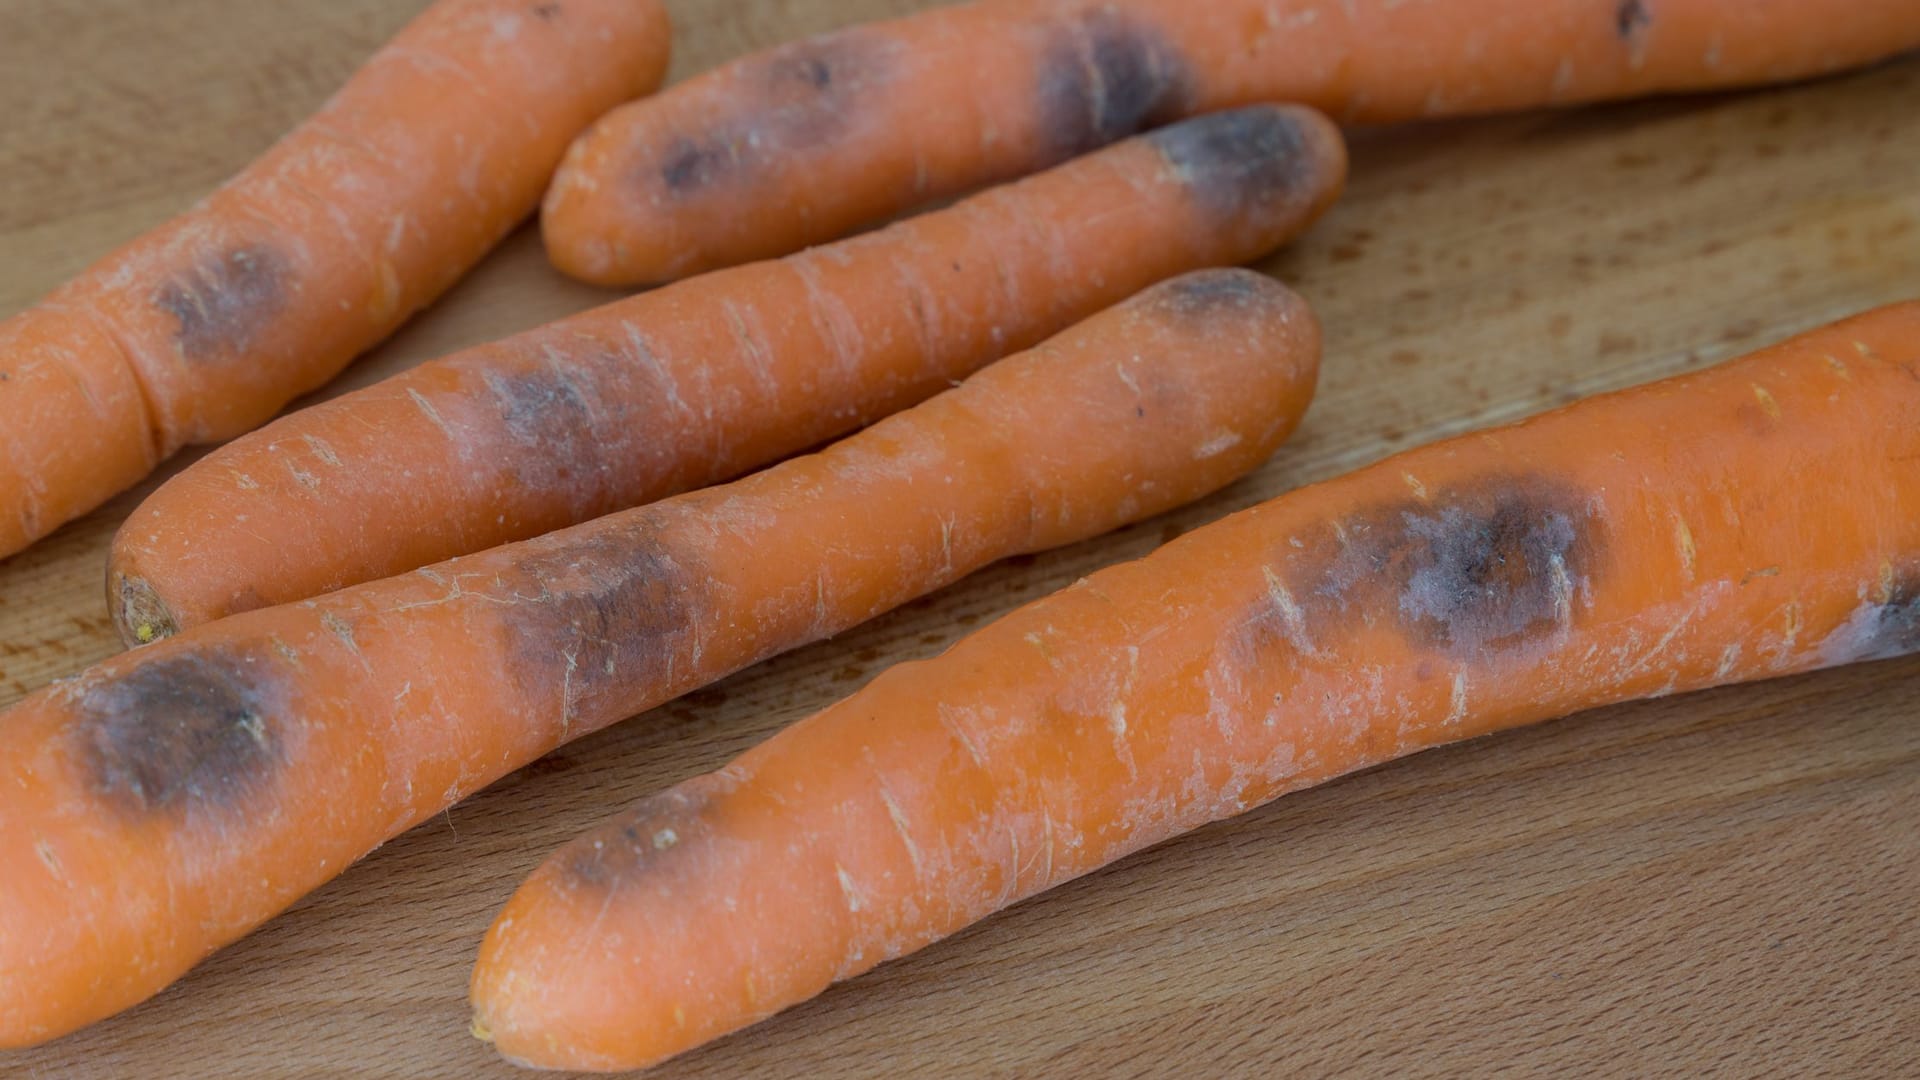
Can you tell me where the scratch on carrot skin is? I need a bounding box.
[35,841,65,886]
[1402,472,1429,499]
[1548,553,1576,631]
[1040,807,1056,888]
[1262,567,1316,655]
[789,257,861,378]
[718,299,779,398]
[835,865,863,912]
[1108,702,1139,781]
[874,777,923,878]
[268,635,301,665]
[1823,353,1852,380]
[1674,517,1698,580]
[1617,605,1700,682]
[1751,384,1782,420]
[318,609,357,649]
[287,462,320,491]
[1446,671,1468,726]
[621,323,692,422]
[1195,431,1242,459]
[1714,644,1742,679]
[936,702,987,769]
[558,649,578,737]
[882,247,940,362]
[1025,631,1059,668]
[1550,57,1576,100]
[301,434,343,467]
[404,389,457,443]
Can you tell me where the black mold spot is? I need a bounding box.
[1150,107,1318,224]
[1616,0,1651,40]
[154,244,289,362]
[769,50,833,92]
[484,361,608,513]
[74,646,284,817]
[1392,492,1585,652]
[502,522,701,723]
[1271,476,1603,659]
[1152,269,1286,319]
[532,2,561,19]
[1870,576,1920,659]
[655,32,889,195]
[1036,10,1191,160]
[561,778,723,890]
[660,137,735,194]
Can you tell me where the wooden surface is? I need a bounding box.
[2,1,1918,1076]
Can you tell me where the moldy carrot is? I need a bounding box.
[0,270,1321,1047]
[0,0,670,558]
[473,300,1920,1071]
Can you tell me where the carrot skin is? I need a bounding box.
[0,270,1319,1048]
[107,106,1346,643]
[0,0,671,558]
[544,0,1920,285]
[470,301,1920,1071]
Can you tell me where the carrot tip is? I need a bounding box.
[113,574,177,647]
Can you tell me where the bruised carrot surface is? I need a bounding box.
[544,0,1920,286]
[471,301,1920,1072]
[0,270,1321,1048]
[108,105,1346,643]
[0,0,670,559]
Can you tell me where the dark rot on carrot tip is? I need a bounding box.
[154,244,290,363]
[656,32,894,196]
[1152,267,1286,318]
[1273,475,1604,657]
[1151,107,1324,223]
[73,647,286,818]
[1036,9,1192,159]
[500,525,702,720]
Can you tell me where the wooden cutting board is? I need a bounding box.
[2,2,1916,1076]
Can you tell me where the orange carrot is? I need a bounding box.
[543,0,1920,286]
[471,301,1920,1071]
[0,270,1321,1048]
[107,105,1346,643]
[0,0,670,559]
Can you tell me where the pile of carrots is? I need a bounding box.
[1,0,1917,1069]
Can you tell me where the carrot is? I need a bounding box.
[106,105,1346,644]
[0,0,670,560]
[469,300,1920,1072]
[0,270,1321,1048]
[543,0,1920,286]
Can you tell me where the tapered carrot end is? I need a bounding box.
[110,572,178,648]
[470,860,675,1073]
[473,778,793,1073]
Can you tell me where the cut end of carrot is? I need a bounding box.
[469,1012,495,1044]
[112,573,178,648]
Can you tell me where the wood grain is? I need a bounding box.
[1,2,1916,1076]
